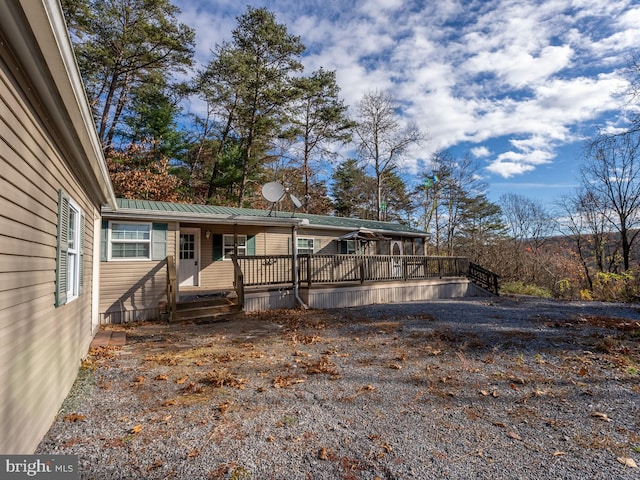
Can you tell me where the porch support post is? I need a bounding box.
[233,224,238,258]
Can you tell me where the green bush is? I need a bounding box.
[590,271,640,302]
[500,281,552,298]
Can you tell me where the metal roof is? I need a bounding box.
[103,198,426,237]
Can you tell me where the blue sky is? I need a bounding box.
[173,0,640,209]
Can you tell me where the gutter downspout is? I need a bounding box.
[292,225,308,309]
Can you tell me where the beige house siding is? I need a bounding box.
[0,38,100,453]
[99,222,177,322]
[0,0,115,453]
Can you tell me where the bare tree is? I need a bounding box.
[354,90,424,220]
[581,130,640,271]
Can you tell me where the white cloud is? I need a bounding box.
[471,146,491,158]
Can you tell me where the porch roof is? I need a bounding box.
[102,198,427,237]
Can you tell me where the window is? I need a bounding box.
[56,190,84,307]
[297,237,315,254]
[343,239,356,254]
[223,234,246,260]
[109,222,151,260]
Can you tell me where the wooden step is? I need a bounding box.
[172,300,241,322]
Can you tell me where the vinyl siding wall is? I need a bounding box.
[0,53,100,453]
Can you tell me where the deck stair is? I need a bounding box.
[173,294,241,322]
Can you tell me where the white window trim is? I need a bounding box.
[297,237,315,255]
[223,234,247,260]
[66,198,81,302]
[108,221,152,261]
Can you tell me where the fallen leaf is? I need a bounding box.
[63,413,86,422]
[154,374,168,381]
[578,366,588,376]
[480,390,491,396]
[617,457,638,468]
[382,442,393,453]
[507,431,522,441]
[509,383,519,391]
[175,376,188,385]
[187,449,199,458]
[388,363,402,370]
[129,424,143,434]
[133,376,145,385]
[590,412,611,422]
[319,448,328,460]
[218,402,230,415]
[492,390,500,398]
[553,451,566,457]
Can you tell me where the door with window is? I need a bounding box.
[391,240,403,278]
[179,228,200,287]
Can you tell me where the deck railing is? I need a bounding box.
[468,262,500,295]
[236,254,471,287]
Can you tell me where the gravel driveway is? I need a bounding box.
[37,296,640,479]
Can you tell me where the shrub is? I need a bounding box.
[500,281,552,298]
[590,271,640,302]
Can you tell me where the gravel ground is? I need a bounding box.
[37,295,640,479]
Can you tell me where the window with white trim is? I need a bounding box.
[66,201,80,300]
[297,237,315,254]
[223,234,246,260]
[109,222,151,260]
[56,190,84,307]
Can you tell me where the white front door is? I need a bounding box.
[179,228,200,287]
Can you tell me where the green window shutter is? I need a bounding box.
[213,234,223,261]
[152,223,168,260]
[78,213,85,296]
[55,189,69,307]
[339,240,347,254]
[247,235,256,256]
[100,219,108,261]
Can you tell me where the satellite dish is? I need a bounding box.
[262,182,285,203]
[261,180,307,217]
[290,193,302,209]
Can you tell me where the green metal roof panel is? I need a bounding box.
[112,198,424,235]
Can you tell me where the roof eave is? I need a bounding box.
[102,208,304,227]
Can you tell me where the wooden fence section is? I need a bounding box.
[236,254,472,287]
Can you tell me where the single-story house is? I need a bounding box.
[99,198,487,323]
[0,0,116,453]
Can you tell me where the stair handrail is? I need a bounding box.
[166,255,177,321]
[468,262,500,295]
[230,254,245,309]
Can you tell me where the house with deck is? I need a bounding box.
[100,198,496,323]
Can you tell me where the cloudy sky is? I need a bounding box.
[174,0,640,207]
